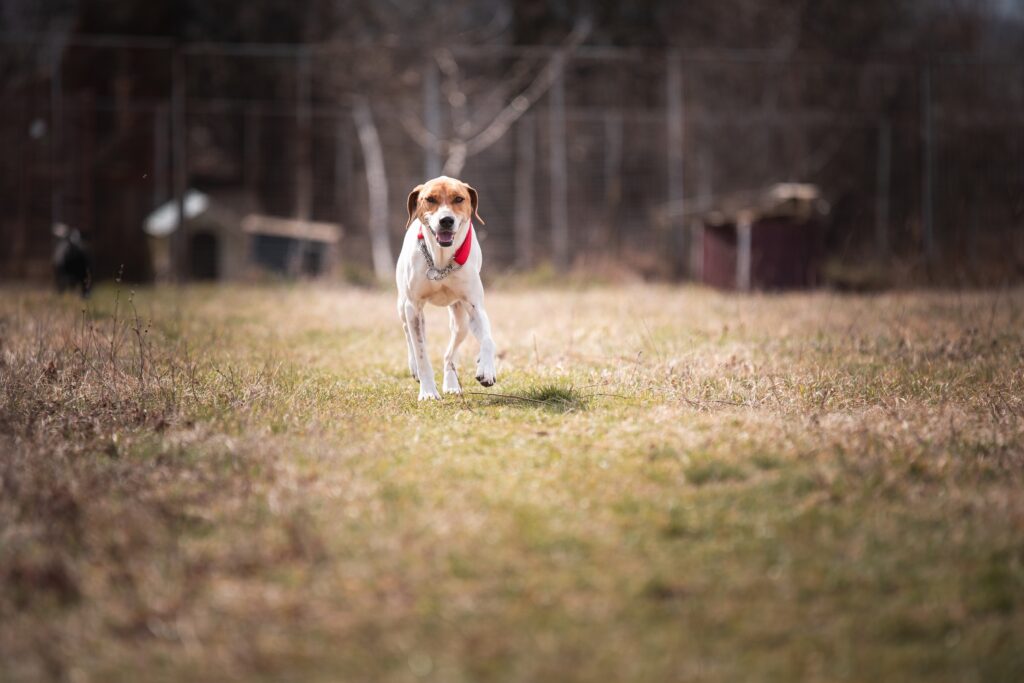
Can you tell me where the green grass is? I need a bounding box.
[1,283,1023,682]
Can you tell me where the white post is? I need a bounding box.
[736,215,752,292]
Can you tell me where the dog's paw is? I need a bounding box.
[475,358,496,387]
[418,386,442,401]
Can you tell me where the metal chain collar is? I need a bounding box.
[419,238,463,281]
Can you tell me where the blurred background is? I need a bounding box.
[2,0,1023,289]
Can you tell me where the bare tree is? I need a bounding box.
[399,17,592,177]
[351,96,394,280]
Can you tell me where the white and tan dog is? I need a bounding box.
[396,176,497,401]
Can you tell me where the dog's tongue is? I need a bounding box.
[437,231,455,245]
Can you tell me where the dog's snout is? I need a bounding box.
[439,216,455,229]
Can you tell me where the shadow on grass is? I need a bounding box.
[465,383,590,413]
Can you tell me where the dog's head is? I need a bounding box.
[406,176,484,247]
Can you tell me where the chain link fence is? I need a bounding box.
[2,36,1022,282]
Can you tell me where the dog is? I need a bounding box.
[396,176,497,401]
[52,223,91,297]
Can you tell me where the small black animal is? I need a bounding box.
[52,224,91,297]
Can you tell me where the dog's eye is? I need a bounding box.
[453,196,465,204]
[425,196,438,204]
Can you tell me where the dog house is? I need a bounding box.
[144,190,342,281]
[697,184,829,290]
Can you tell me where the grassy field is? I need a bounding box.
[1,282,1023,682]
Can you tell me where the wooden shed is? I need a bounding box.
[144,190,342,281]
[696,184,829,291]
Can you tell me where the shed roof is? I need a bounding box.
[241,215,343,244]
[703,183,830,227]
[144,190,210,236]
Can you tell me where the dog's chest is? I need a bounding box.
[415,279,462,307]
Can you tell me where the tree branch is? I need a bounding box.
[402,17,593,177]
[462,17,592,158]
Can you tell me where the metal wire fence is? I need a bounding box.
[2,35,1022,281]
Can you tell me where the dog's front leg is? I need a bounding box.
[404,301,441,400]
[398,296,418,381]
[463,287,497,387]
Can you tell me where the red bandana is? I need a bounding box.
[417,223,473,266]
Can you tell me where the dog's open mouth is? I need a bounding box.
[436,230,455,247]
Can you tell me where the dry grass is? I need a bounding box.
[1,283,1023,682]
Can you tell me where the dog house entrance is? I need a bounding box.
[189,232,219,280]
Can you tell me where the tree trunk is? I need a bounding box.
[352,97,394,280]
[442,141,467,177]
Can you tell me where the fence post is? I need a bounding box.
[13,100,28,277]
[603,109,623,253]
[293,47,313,276]
[693,146,713,280]
[423,59,442,178]
[515,114,535,268]
[50,39,64,228]
[244,104,262,198]
[875,119,891,257]
[921,63,935,262]
[153,104,169,207]
[81,92,95,237]
[549,53,570,271]
[171,46,187,282]
[334,113,351,226]
[666,49,686,278]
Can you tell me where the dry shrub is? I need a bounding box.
[0,290,194,438]
[0,291,283,681]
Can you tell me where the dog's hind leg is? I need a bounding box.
[443,302,470,394]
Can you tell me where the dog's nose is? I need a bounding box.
[439,216,455,229]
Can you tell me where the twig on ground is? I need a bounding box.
[463,390,558,406]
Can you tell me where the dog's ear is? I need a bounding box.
[406,185,423,228]
[465,183,485,225]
